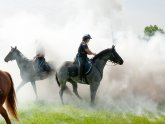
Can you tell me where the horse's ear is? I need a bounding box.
[15,46,17,49]
[112,45,115,49]
[11,46,13,49]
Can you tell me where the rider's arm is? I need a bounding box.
[85,48,96,55]
[82,43,96,56]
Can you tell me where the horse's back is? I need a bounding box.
[59,61,74,69]
[57,61,74,79]
[47,61,56,72]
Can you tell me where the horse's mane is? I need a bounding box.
[16,49,31,62]
[92,48,111,61]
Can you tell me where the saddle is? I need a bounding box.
[68,59,92,77]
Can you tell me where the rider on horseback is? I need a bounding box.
[33,46,51,74]
[76,34,96,81]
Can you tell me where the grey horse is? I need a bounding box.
[4,46,56,99]
[56,45,124,105]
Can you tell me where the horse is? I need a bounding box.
[0,70,18,124]
[4,46,56,99]
[56,45,124,105]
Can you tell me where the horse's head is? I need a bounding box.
[4,46,18,62]
[108,45,124,65]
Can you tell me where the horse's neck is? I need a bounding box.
[94,57,108,75]
[15,52,29,70]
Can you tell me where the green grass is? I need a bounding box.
[1,103,165,124]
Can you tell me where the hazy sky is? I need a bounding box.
[0,0,164,32]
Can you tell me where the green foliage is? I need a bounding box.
[144,25,165,36]
[1,104,165,124]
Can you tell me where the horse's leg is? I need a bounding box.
[69,80,82,99]
[48,74,54,85]
[90,82,100,106]
[59,86,65,105]
[59,80,67,105]
[0,106,11,124]
[16,81,26,92]
[31,81,38,100]
[0,89,11,123]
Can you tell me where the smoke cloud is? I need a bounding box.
[95,32,165,113]
[0,0,165,114]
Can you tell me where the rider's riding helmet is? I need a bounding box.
[82,34,92,41]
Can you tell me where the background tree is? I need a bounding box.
[144,25,165,36]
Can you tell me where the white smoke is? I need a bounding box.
[0,0,165,114]
[96,32,165,113]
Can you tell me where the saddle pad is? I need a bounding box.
[68,59,92,77]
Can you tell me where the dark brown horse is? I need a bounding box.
[0,70,18,124]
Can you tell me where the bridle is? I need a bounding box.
[106,52,118,66]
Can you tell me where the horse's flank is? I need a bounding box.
[0,70,18,124]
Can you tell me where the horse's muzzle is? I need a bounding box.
[4,58,8,62]
[119,60,124,65]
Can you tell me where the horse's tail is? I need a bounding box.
[55,72,60,87]
[5,72,19,121]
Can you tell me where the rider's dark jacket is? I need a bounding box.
[34,55,50,73]
[77,43,88,61]
[76,43,88,76]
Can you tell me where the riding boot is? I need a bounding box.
[79,64,84,82]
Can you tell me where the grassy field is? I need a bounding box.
[1,103,165,124]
